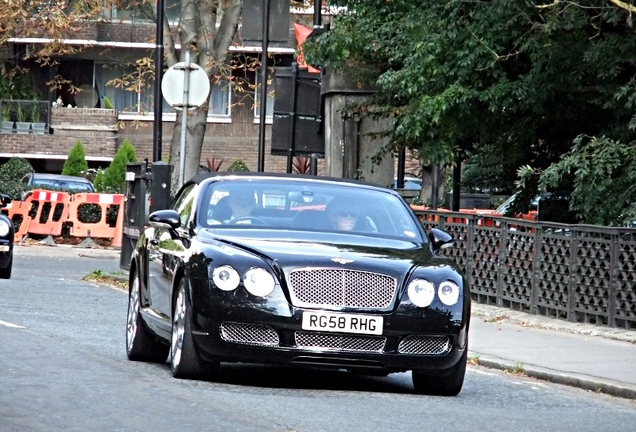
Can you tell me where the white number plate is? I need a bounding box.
[302,311,383,335]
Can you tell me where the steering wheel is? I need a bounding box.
[229,216,269,226]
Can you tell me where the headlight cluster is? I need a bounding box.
[211,265,275,297]
[0,220,10,237]
[407,278,460,307]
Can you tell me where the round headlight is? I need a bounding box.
[212,265,240,291]
[243,267,275,297]
[0,220,10,237]
[407,279,435,307]
[438,281,460,306]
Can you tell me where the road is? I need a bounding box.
[1,245,635,432]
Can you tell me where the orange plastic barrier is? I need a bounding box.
[110,197,125,248]
[24,190,72,237]
[68,193,124,240]
[3,197,34,242]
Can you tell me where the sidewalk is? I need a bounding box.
[469,303,636,399]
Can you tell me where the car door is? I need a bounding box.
[147,183,197,319]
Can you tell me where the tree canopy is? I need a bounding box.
[305,0,636,223]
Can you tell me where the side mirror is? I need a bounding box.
[428,228,453,251]
[149,209,181,230]
[0,194,11,208]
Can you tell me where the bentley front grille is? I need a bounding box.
[288,268,397,309]
[295,331,386,353]
[398,335,451,355]
[220,322,280,347]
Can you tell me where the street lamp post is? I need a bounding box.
[257,0,271,172]
[153,0,165,162]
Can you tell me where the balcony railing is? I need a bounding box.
[0,100,50,135]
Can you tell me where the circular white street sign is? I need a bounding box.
[161,62,210,109]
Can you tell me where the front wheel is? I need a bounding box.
[171,279,219,379]
[412,349,467,396]
[126,271,169,362]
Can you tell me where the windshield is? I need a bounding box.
[198,179,423,240]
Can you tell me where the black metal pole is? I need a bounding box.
[286,63,299,173]
[152,0,165,162]
[397,147,405,188]
[257,0,271,172]
[309,0,322,175]
[313,0,322,28]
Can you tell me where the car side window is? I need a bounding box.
[172,184,198,228]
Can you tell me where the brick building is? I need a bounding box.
[0,2,420,181]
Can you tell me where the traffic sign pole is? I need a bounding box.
[161,52,210,188]
[179,50,191,187]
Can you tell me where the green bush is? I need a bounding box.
[0,157,34,200]
[62,141,89,177]
[228,159,250,172]
[99,139,137,193]
[92,168,107,192]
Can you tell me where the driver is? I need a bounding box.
[226,188,256,223]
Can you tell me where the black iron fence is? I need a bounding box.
[414,209,636,330]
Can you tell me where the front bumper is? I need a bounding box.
[190,280,469,373]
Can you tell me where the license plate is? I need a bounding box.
[302,311,383,335]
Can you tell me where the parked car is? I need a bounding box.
[125,172,470,395]
[0,194,14,279]
[393,175,422,190]
[21,173,96,195]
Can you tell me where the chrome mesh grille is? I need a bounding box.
[398,335,451,355]
[288,268,397,309]
[220,322,280,347]
[295,332,386,353]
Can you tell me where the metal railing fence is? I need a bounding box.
[413,209,636,330]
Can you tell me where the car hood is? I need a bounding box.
[198,229,437,274]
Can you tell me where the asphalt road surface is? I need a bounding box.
[1,245,635,432]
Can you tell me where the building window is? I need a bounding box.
[94,63,153,114]
[95,62,231,119]
[254,68,274,123]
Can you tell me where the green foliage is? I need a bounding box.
[92,168,107,192]
[227,159,249,172]
[62,141,89,177]
[539,135,636,226]
[99,139,138,193]
[0,157,34,200]
[102,95,114,109]
[305,1,636,218]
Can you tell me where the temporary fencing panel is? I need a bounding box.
[4,198,33,242]
[24,190,72,236]
[68,193,124,240]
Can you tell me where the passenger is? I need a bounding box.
[326,197,361,231]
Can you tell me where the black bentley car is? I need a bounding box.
[0,194,14,279]
[126,172,470,395]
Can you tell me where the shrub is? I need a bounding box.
[206,155,224,171]
[0,157,34,200]
[92,168,107,192]
[62,141,89,177]
[100,139,138,193]
[228,159,249,172]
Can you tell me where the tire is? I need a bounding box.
[0,256,12,279]
[412,349,467,396]
[126,271,169,362]
[170,279,219,379]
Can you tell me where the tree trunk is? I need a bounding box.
[164,0,243,190]
[419,163,446,208]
